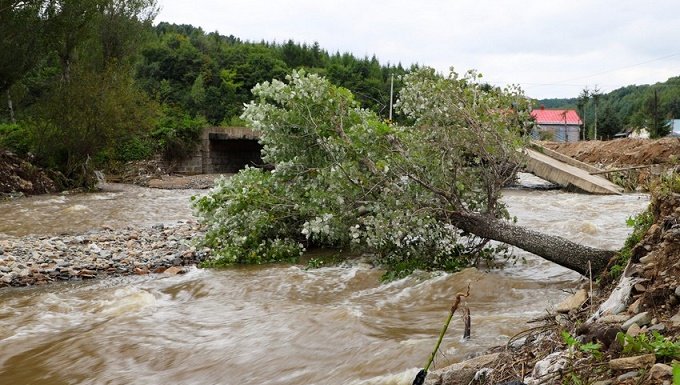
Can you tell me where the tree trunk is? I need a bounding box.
[6,89,15,124]
[452,211,616,277]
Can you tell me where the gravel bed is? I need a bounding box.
[0,222,211,288]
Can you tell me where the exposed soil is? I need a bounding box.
[0,150,60,198]
[542,137,680,167]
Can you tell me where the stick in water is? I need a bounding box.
[463,305,471,340]
[412,284,471,385]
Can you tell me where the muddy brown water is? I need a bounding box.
[0,182,649,384]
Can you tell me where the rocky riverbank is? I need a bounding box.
[0,222,211,288]
[425,177,680,385]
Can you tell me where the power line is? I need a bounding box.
[482,52,680,95]
[550,52,680,85]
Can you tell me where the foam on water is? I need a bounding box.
[350,368,421,385]
[96,287,158,316]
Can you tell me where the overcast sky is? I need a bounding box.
[156,0,680,99]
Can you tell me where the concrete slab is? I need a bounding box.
[525,149,624,195]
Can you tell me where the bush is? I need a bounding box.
[538,129,555,141]
[153,106,207,161]
[0,122,32,154]
[192,167,306,266]
[116,136,155,162]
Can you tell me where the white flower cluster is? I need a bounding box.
[301,213,334,239]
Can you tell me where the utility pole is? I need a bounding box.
[389,73,394,122]
[592,86,601,140]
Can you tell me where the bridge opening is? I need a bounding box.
[208,133,263,173]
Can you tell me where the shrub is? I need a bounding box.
[152,106,207,161]
[0,122,32,154]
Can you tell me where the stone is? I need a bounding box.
[608,354,656,370]
[626,323,641,337]
[591,380,613,385]
[647,363,673,382]
[616,371,639,382]
[163,266,183,275]
[633,283,647,292]
[524,351,567,385]
[627,298,643,314]
[647,323,666,332]
[622,311,652,330]
[675,286,680,297]
[556,289,588,313]
[424,353,500,385]
[670,311,680,327]
[639,254,654,264]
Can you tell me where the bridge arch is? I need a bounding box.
[175,127,263,174]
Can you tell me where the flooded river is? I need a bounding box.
[0,182,649,384]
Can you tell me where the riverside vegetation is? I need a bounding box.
[1,0,410,188]
[193,69,615,279]
[2,1,679,190]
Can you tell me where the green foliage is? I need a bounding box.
[0,122,32,154]
[623,209,655,251]
[616,331,680,359]
[136,23,409,125]
[152,106,206,161]
[28,64,157,185]
[305,258,325,269]
[654,171,680,196]
[596,102,622,139]
[673,363,679,385]
[4,12,410,187]
[192,168,305,266]
[194,69,532,276]
[608,207,655,279]
[0,0,46,93]
[115,136,155,162]
[562,330,603,360]
[538,130,555,141]
[0,0,159,187]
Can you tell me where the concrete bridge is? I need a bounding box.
[175,127,263,174]
[525,143,624,195]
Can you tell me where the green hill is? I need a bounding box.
[537,77,680,139]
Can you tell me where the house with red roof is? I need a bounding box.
[530,106,583,142]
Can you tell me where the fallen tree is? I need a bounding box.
[193,69,616,278]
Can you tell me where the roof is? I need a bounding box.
[531,109,582,125]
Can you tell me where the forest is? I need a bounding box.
[539,76,680,140]
[1,0,679,188]
[0,0,409,186]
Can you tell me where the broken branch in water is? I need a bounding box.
[412,284,471,385]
